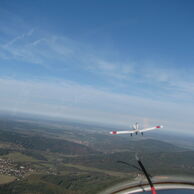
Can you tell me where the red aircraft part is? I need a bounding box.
[151,186,157,194]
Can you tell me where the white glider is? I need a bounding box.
[110,122,163,136]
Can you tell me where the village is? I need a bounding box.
[0,158,33,179]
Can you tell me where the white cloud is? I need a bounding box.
[0,78,193,134]
[1,20,194,101]
[86,58,134,80]
[140,64,194,99]
[2,27,193,102]
[0,26,135,81]
[0,31,75,68]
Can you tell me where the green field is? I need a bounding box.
[2,152,39,162]
[0,175,15,185]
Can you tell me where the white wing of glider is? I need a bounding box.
[110,130,136,135]
[139,125,163,133]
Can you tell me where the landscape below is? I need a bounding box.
[0,114,193,194]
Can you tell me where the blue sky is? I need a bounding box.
[0,0,194,134]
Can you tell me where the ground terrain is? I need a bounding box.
[0,114,193,193]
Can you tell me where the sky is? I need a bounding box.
[0,0,194,134]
